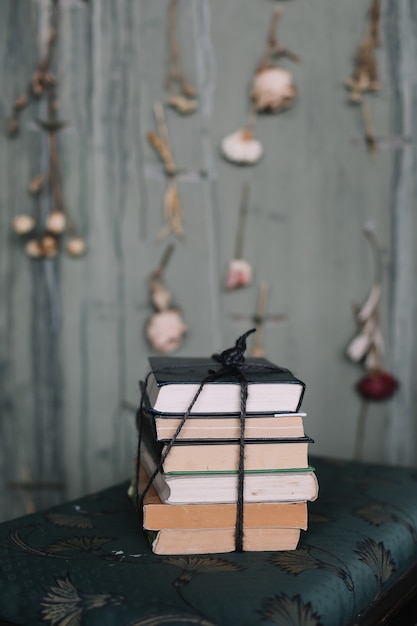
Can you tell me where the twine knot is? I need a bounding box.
[212,328,256,369]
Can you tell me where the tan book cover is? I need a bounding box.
[149,527,301,554]
[160,439,311,473]
[141,472,308,531]
[153,413,306,441]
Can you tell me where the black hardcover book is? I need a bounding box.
[145,356,305,414]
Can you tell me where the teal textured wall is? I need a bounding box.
[1,0,416,521]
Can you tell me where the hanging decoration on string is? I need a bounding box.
[224,182,253,290]
[346,224,399,460]
[345,0,381,154]
[147,102,185,241]
[230,281,287,359]
[8,0,86,259]
[165,0,198,115]
[221,6,299,166]
[145,243,188,353]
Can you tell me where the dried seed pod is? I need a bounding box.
[28,174,45,195]
[7,117,19,138]
[225,259,253,290]
[13,94,29,111]
[145,309,187,353]
[12,214,36,235]
[25,239,44,258]
[66,237,86,257]
[167,94,198,115]
[221,129,263,165]
[252,66,297,113]
[41,235,58,257]
[46,211,66,234]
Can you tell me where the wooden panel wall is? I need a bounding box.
[0,0,416,521]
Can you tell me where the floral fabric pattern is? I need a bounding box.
[0,456,416,626]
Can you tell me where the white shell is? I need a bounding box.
[46,211,67,234]
[252,67,296,113]
[146,309,187,353]
[13,214,36,235]
[66,238,86,257]
[224,259,253,290]
[221,129,263,165]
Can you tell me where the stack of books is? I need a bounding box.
[136,355,318,555]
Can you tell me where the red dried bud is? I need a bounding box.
[356,369,399,402]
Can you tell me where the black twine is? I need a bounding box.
[135,328,290,552]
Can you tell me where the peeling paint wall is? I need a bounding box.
[1,0,416,521]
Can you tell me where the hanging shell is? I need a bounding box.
[145,309,187,353]
[66,237,86,257]
[224,259,253,290]
[221,129,263,165]
[252,66,297,113]
[12,214,36,235]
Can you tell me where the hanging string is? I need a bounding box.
[135,328,291,552]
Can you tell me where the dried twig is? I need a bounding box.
[257,7,300,71]
[250,281,270,358]
[165,0,198,114]
[147,102,184,240]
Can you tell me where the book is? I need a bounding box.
[140,468,308,530]
[145,356,305,414]
[140,443,319,504]
[147,437,313,473]
[148,527,302,554]
[143,403,306,441]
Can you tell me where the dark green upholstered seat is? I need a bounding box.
[0,456,417,626]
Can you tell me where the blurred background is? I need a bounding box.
[1,0,416,522]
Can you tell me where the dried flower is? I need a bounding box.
[146,309,187,353]
[165,0,198,115]
[221,129,263,165]
[41,235,58,257]
[225,259,253,290]
[356,370,399,402]
[66,237,86,257]
[46,211,66,234]
[348,223,398,459]
[167,94,198,115]
[224,182,253,290]
[12,214,36,235]
[28,174,45,195]
[252,66,296,113]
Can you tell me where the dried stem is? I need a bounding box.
[258,7,300,71]
[148,103,184,240]
[234,183,250,259]
[369,0,381,47]
[165,0,196,99]
[250,281,270,358]
[361,100,378,155]
[354,400,369,460]
[152,243,175,281]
